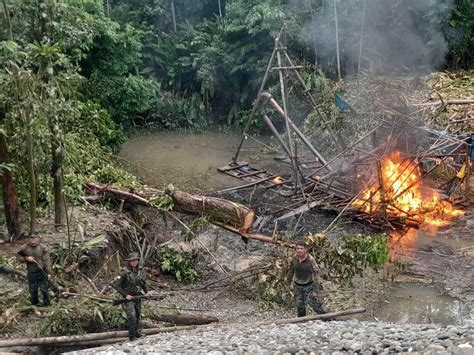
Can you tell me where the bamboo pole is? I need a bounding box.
[276,43,299,194]
[259,307,365,326]
[282,52,344,150]
[261,92,331,169]
[232,27,284,163]
[262,114,293,159]
[464,150,471,201]
[376,160,387,220]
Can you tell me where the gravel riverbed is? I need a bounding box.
[67,320,473,354]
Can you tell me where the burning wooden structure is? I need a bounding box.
[219,31,470,235]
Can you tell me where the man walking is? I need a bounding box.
[16,230,52,307]
[287,241,327,317]
[114,252,149,341]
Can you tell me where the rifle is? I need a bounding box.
[112,294,166,306]
[17,250,62,297]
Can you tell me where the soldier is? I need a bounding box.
[286,241,327,317]
[114,252,149,341]
[16,230,52,307]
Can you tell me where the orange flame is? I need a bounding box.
[353,151,463,228]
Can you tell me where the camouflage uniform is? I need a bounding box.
[114,265,148,340]
[17,243,52,306]
[287,254,327,317]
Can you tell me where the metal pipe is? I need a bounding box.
[261,92,331,169]
[262,114,292,159]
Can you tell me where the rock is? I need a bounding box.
[282,346,299,354]
[342,332,354,340]
[350,342,362,352]
[375,329,385,336]
[441,340,454,348]
[426,344,447,351]
[437,333,450,340]
[342,340,355,351]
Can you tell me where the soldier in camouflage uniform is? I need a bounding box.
[16,230,52,307]
[114,252,149,341]
[287,241,327,317]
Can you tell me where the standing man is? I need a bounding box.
[114,252,149,341]
[16,230,52,307]
[287,241,327,317]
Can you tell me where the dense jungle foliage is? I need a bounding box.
[0,0,472,230]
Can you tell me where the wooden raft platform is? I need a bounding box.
[217,161,296,196]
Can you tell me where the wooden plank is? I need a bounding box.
[239,170,267,178]
[217,161,249,172]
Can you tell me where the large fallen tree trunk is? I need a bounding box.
[0,325,196,348]
[84,181,255,233]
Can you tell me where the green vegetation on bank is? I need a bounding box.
[0,0,472,234]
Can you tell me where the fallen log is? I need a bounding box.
[215,223,294,248]
[0,265,27,279]
[84,181,255,233]
[150,313,219,325]
[0,325,196,348]
[266,307,365,325]
[55,337,128,348]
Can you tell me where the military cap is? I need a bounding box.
[28,229,40,237]
[125,252,140,261]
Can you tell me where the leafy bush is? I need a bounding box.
[156,247,200,282]
[151,92,209,130]
[83,73,157,127]
[37,300,125,336]
[306,233,390,283]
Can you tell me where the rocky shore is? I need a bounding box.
[68,319,473,354]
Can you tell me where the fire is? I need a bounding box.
[273,176,283,185]
[353,151,463,228]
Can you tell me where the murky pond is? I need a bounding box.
[119,131,275,191]
[377,282,468,326]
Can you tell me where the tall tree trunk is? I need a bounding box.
[0,0,21,239]
[170,0,177,33]
[217,0,222,17]
[25,116,37,233]
[357,0,367,76]
[333,0,341,81]
[0,135,21,239]
[0,0,13,41]
[38,0,66,228]
[49,115,66,227]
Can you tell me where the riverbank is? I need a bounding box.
[67,319,474,354]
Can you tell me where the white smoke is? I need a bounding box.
[297,0,454,74]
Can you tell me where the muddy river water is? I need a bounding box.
[120,132,474,326]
